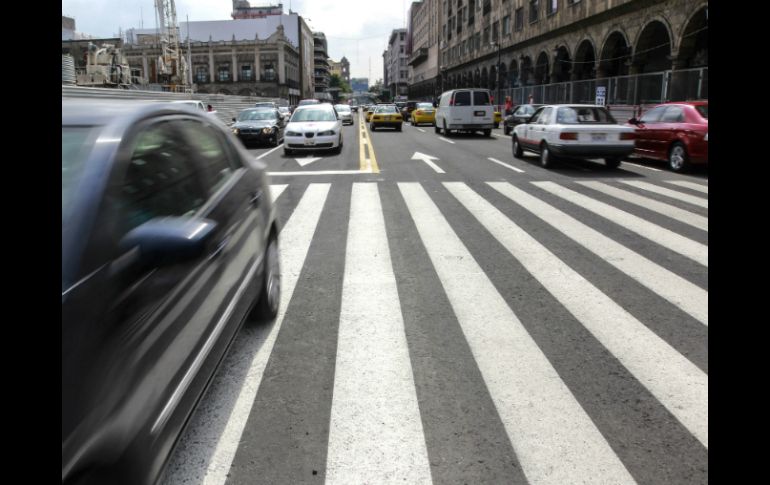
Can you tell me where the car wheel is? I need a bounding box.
[284,147,293,156]
[540,143,554,169]
[251,233,280,321]
[370,123,376,131]
[604,157,622,169]
[396,124,402,132]
[512,136,523,158]
[669,142,690,172]
[483,129,492,137]
[434,123,441,134]
[443,121,450,136]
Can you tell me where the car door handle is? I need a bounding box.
[249,190,263,206]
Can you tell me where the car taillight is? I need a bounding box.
[619,132,635,140]
[416,110,423,115]
[559,132,578,140]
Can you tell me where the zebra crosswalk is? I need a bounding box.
[163,178,708,485]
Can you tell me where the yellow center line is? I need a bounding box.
[358,111,380,174]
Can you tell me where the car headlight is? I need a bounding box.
[232,128,240,135]
[286,131,301,136]
[262,127,273,134]
[317,130,336,136]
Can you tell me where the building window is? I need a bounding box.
[195,66,208,83]
[241,64,252,81]
[503,15,511,35]
[530,0,539,23]
[547,0,558,15]
[493,22,499,42]
[483,27,489,45]
[400,32,405,41]
[262,63,276,82]
[400,45,404,53]
[567,0,581,4]
[217,65,230,82]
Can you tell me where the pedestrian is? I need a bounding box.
[528,93,534,104]
[207,104,214,112]
[504,96,513,115]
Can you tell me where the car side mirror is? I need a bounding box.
[117,217,217,270]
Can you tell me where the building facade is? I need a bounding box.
[313,32,332,99]
[422,0,707,105]
[329,56,351,84]
[231,1,284,19]
[384,29,410,99]
[407,0,442,100]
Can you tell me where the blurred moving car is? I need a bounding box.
[512,104,635,169]
[370,105,403,131]
[171,100,219,119]
[365,106,376,123]
[277,106,291,122]
[334,104,354,125]
[283,103,344,155]
[62,99,280,485]
[411,102,436,126]
[350,104,359,112]
[627,101,708,172]
[503,104,543,135]
[231,108,286,147]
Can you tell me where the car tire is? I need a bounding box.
[512,136,523,158]
[434,123,441,134]
[483,129,492,137]
[443,121,450,136]
[604,157,622,169]
[284,147,293,156]
[251,233,280,321]
[669,142,690,172]
[370,123,376,132]
[396,124,402,132]
[540,143,554,169]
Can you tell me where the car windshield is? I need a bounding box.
[290,108,337,122]
[375,106,398,114]
[238,110,276,121]
[62,126,98,224]
[556,106,617,124]
[695,105,708,119]
[417,103,433,109]
[335,105,351,112]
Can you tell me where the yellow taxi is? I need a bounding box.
[365,106,376,123]
[494,110,503,128]
[410,102,436,126]
[369,105,403,132]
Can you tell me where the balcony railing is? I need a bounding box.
[408,47,429,66]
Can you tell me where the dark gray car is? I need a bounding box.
[62,99,281,485]
[503,104,544,135]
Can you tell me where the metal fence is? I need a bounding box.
[62,85,283,125]
[500,67,707,107]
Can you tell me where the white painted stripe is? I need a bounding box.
[164,184,331,485]
[490,182,708,325]
[268,170,368,176]
[445,182,708,448]
[624,162,663,172]
[255,143,284,160]
[533,181,708,267]
[398,182,637,485]
[421,158,445,174]
[577,181,708,232]
[438,136,455,144]
[487,157,526,173]
[326,184,431,484]
[620,180,708,208]
[417,127,426,133]
[269,184,288,203]
[665,180,709,194]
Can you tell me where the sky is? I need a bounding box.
[62,0,412,82]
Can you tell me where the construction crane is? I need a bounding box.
[154,0,188,88]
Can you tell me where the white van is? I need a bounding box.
[435,89,495,137]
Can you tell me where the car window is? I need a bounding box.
[62,126,100,225]
[538,107,553,124]
[375,106,398,113]
[238,110,279,121]
[473,91,491,106]
[453,91,471,106]
[555,106,616,124]
[417,103,433,109]
[115,122,208,236]
[639,106,666,123]
[290,108,337,122]
[661,106,685,123]
[176,120,237,195]
[529,107,545,123]
[695,104,708,119]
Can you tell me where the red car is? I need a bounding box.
[628,101,708,172]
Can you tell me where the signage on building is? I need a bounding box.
[595,86,606,105]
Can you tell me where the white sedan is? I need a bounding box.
[283,104,344,156]
[512,104,635,168]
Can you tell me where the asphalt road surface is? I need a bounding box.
[160,111,708,485]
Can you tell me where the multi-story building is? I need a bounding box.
[329,56,351,84]
[231,0,284,19]
[313,32,332,100]
[407,0,442,100]
[429,0,707,106]
[384,29,410,100]
[122,10,316,103]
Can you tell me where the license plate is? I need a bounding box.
[304,139,315,145]
[474,111,485,116]
[591,133,607,141]
[387,116,392,120]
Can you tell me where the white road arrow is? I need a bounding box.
[295,157,323,167]
[411,152,445,174]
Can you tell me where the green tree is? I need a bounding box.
[329,73,352,93]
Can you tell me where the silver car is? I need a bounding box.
[283,104,344,156]
[334,104,354,125]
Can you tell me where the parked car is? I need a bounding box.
[62,99,280,485]
[411,102,436,126]
[435,89,495,137]
[231,107,286,147]
[370,105,403,131]
[504,104,544,135]
[627,101,708,172]
[283,103,344,155]
[334,104,355,125]
[511,104,635,169]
